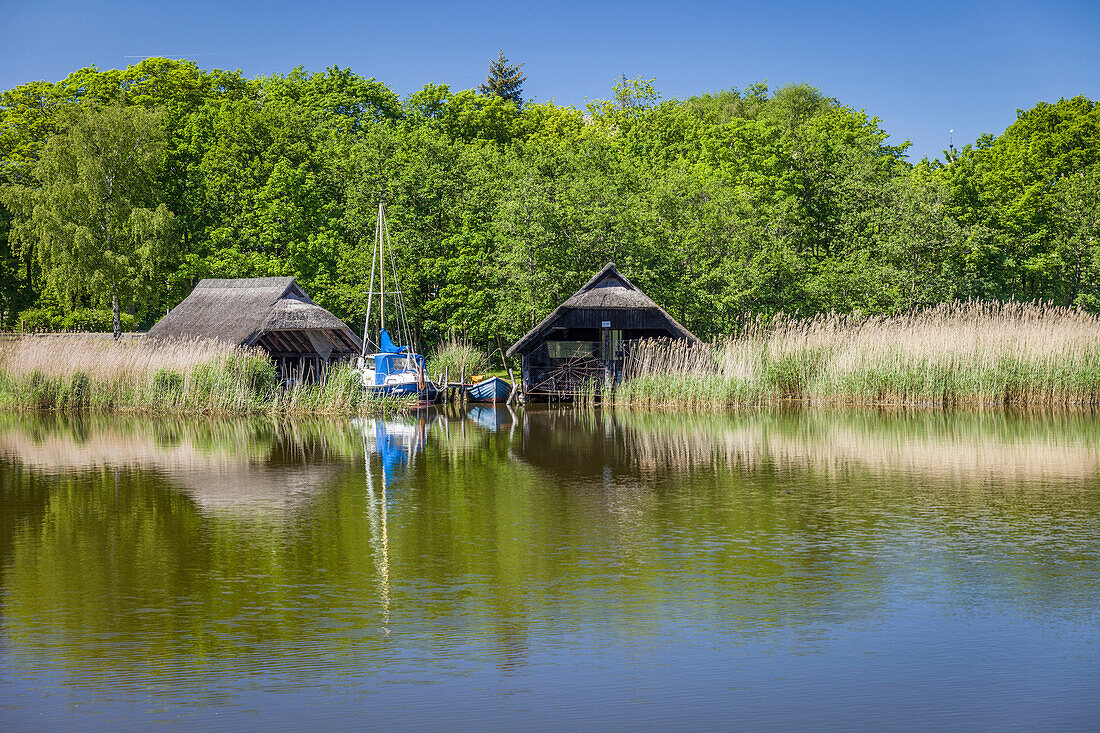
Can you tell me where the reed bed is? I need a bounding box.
[426,336,489,378]
[0,336,408,416]
[619,302,1100,408]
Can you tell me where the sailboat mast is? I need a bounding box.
[362,203,380,356]
[378,201,386,333]
[381,206,414,352]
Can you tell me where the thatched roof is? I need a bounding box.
[146,277,362,355]
[559,264,663,309]
[506,263,699,356]
[263,297,351,333]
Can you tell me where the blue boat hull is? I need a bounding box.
[367,381,441,402]
[466,377,512,403]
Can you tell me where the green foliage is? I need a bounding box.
[67,370,90,407]
[2,101,175,337]
[15,307,63,331]
[1050,165,1100,310]
[152,367,184,397]
[16,305,137,332]
[1,57,1098,345]
[477,51,526,108]
[65,308,138,332]
[940,96,1100,303]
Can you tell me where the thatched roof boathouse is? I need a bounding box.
[146,277,362,383]
[506,263,700,398]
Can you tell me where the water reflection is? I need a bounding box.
[514,407,1100,485]
[467,404,517,433]
[1,408,1099,730]
[6,407,1098,491]
[0,415,365,515]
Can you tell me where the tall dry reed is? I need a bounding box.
[0,335,407,416]
[620,302,1100,408]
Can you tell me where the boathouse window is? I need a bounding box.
[548,341,594,359]
[601,329,623,360]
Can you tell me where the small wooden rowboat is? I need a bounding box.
[466,376,512,403]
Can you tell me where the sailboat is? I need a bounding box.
[355,202,441,402]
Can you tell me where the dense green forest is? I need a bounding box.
[1,58,1098,347]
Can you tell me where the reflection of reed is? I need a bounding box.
[3,407,1098,693]
[609,410,1100,483]
[0,425,265,471]
[0,416,361,513]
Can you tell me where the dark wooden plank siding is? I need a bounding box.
[517,308,683,357]
[517,306,692,398]
[554,307,671,331]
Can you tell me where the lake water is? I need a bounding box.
[1,407,1099,731]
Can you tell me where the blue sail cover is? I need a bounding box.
[379,328,408,354]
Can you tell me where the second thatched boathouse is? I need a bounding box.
[146,277,362,382]
[506,263,700,398]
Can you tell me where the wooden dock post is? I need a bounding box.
[502,352,519,405]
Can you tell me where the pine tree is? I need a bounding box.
[478,51,526,108]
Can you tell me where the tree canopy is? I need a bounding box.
[1,58,1098,354]
[2,101,174,337]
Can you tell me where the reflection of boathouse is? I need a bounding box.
[146,277,362,382]
[506,263,700,398]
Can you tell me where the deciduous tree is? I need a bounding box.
[2,103,175,338]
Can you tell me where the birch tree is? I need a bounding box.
[3,102,174,338]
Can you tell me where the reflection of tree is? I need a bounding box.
[0,464,54,617]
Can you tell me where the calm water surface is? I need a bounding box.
[1,407,1099,731]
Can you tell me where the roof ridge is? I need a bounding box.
[146,276,358,352]
[195,276,297,289]
[575,262,636,294]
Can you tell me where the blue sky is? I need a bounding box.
[2,0,1097,160]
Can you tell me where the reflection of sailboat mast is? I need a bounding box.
[364,437,391,633]
[357,413,437,634]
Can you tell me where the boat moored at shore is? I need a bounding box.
[356,330,440,401]
[465,375,512,403]
[355,202,440,403]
